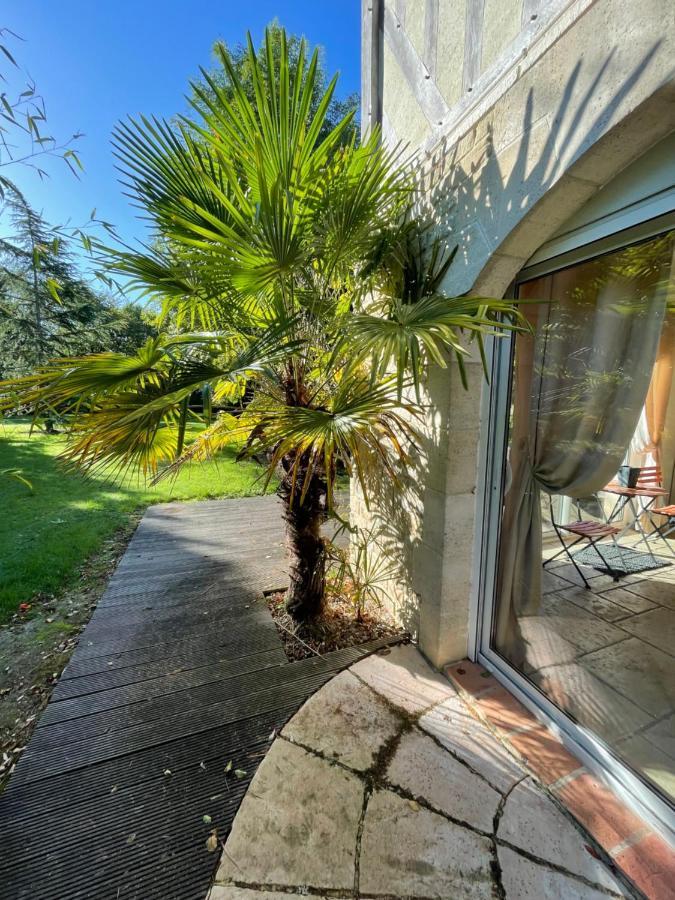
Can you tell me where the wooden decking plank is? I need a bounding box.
[52,644,287,701]
[21,656,358,760]
[67,615,279,663]
[0,494,393,900]
[41,647,287,724]
[1,707,289,814]
[61,628,282,679]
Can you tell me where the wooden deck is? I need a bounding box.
[0,495,396,899]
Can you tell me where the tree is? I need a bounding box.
[106,302,159,355]
[0,30,522,622]
[0,188,103,378]
[0,188,155,381]
[0,27,83,194]
[190,21,359,146]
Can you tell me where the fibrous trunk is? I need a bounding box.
[279,453,327,623]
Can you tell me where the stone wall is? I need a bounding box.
[357,0,675,667]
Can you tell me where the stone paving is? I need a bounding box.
[210,644,639,899]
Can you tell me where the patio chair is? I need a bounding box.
[602,465,669,563]
[638,503,675,557]
[543,494,622,588]
[605,465,664,498]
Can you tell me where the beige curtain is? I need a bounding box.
[646,327,675,458]
[627,320,675,528]
[633,320,675,469]
[495,258,668,666]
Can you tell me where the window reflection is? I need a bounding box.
[494,233,675,803]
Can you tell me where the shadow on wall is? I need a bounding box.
[423,42,664,293]
[353,42,668,654]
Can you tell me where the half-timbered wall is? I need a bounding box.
[356,0,675,667]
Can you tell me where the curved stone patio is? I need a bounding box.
[209,644,638,899]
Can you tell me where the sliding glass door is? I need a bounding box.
[480,230,675,822]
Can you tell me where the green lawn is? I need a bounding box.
[0,417,274,623]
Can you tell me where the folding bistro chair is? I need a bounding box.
[603,466,669,562]
[543,494,622,588]
[638,503,675,557]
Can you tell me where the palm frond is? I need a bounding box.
[263,374,420,504]
[344,292,526,396]
[332,227,529,396]
[0,317,303,474]
[154,410,249,482]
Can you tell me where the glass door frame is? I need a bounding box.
[470,215,675,842]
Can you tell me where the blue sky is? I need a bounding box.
[5,1,361,254]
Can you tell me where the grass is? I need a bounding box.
[0,417,274,624]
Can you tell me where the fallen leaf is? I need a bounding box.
[408,800,420,812]
[224,760,232,773]
[202,814,212,825]
[205,830,218,852]
[234,769,247,779]
[163,769,172,776]
[126,833,136,845]
[199,761,207,770]
[268,729,276,741]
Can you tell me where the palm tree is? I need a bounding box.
[0,29,523,623]
[190,22,360,148]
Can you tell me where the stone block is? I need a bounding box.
[350,644,454,716]
[282,670,402,771]
[498,778,628,892]
[505,725,583,786]
[498,847,624,899]
[556,773,644,851]
[387,728,501,831]
[615,832,675,900]
[476,686,538,734]
[419,694,524,792]
[210,889,317,900]
[215,740,363,891]
[445,659,499,697]
[359,788,494,897]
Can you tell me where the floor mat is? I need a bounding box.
[571,543,672,575]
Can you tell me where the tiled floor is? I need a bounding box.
[210,645,639,899]
[519,532,675,802]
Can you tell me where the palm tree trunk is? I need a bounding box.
[279,454,328,622]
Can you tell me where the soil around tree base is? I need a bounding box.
[266,589,406,661]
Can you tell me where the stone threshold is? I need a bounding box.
[446,659,675,900]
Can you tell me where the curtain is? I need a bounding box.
[630,319,675,471]
[495,251,670,666]
[647,317,675,457]
[628,320,675,524]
